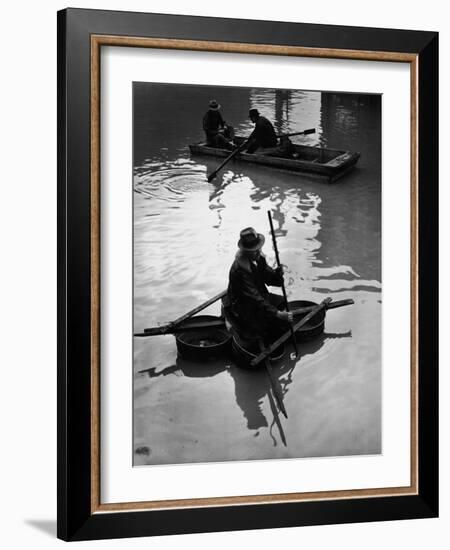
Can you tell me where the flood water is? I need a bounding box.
[133,83,382,466]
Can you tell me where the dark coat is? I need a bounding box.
[247,116,278,153]
[203,109,225,138]
[226,252,284,334]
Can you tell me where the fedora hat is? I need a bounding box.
[238,227,265,251]
[209,99,221,110]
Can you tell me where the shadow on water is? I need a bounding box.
[139,330,351,447]
[139,355,230,379]
[230,330,352,446]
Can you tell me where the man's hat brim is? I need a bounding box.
[238,233,265,251]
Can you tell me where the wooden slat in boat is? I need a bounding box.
[189,136,360,183]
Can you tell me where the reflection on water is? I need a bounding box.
[133,83,381,465]
[137,329,352,456]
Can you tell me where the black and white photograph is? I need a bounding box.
[0,0,444,544]
[132,82,382,466]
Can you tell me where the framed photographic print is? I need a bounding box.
[57,8,438,541]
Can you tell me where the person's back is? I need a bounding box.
[228,252,275,314]
[203,108,224,139]
[202,99,233,149]
[247,109,278,153]
[253,116,278,148]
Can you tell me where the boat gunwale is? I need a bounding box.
[189,140,360,177]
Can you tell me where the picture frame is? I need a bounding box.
[57,7,438,541]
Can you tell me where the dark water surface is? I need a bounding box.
[133,83,381,465]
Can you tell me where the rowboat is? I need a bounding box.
[189,136,361,183]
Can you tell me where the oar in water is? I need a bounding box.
[207,139,250,182]
[140,289,227,336]
[250,298,333,368]
[268,210,298,357]
[259,340,288,419]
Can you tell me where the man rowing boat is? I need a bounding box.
[202,99,234,149]
[224,227,293,342]
[245,109,278,154]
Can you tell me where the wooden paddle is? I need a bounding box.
[207,139,250,182]
[250,298,332,367]
[292,298,354,316]
[276,128,316,139]
[268,210,299,357]
[135,319,226,337]
[259,340,288,419]
[142,289,227,335]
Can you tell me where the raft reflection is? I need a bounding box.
[138,330,351,454]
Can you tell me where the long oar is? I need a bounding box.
[259,340,288,419]
[268,210,299,357]
[136,319,226,337]
[276,128,316,139]
[251,298,332,368]
[142,289,227,335]
[207,139,250,182]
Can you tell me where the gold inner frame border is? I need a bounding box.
[89,35,419,514]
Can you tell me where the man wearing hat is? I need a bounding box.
[246,109,278,154]
[203,99,234,149]
[226,227,293,340]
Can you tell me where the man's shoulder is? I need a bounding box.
[257,116,274,129]
[230,254,252,275]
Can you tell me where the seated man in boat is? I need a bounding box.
[225,227,293,343]
[245,108,278,154]
[202,99,234,149]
